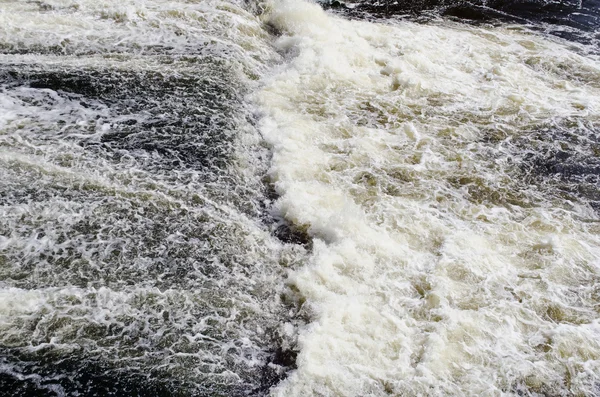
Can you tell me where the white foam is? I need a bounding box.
[256,1,600,395]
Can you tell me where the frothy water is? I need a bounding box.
[258,1,600,395]
[1,0,600,395]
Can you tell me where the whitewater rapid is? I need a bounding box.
[258,1,600,395]
[1,0,600,395]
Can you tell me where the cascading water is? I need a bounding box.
[0,1,305,394]
[1,0,599,395]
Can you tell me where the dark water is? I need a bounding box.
[0,45,296,397]
[326,0,600,46]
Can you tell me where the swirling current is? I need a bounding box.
[0,0,599,396]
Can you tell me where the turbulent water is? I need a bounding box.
[0,0,599,396]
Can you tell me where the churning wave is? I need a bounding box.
[1,0,599,396]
